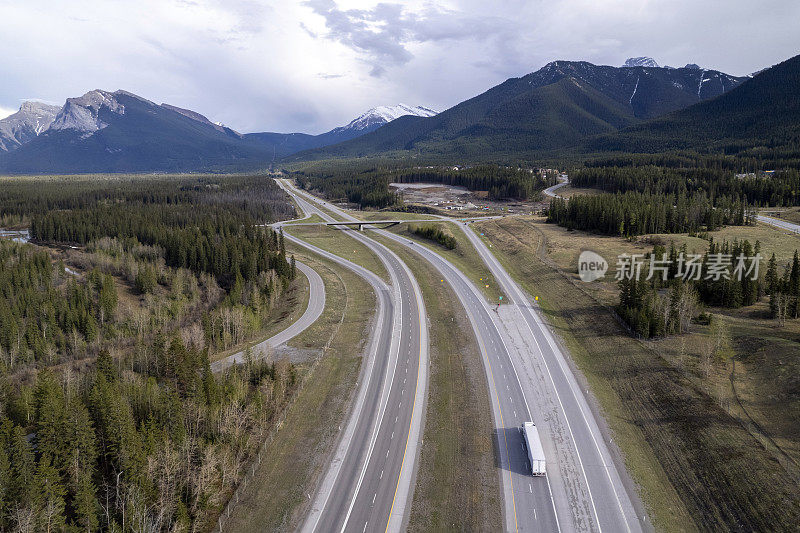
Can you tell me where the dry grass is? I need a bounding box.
[355,210,438,221]
[760,206,800,224]
[555,185,603,199]
[472,216,800,532]
[284,224,390,283]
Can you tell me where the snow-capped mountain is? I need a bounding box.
[292,59,749,162]
[0,101,61,152]
[623,57,660,68]
[243,104,437,160]
[335,104,437,133]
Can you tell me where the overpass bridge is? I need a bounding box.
[282,216,502,231]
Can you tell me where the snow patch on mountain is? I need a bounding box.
[623,57,660,68]
[0,101,61,152]
[49,90,125,134]
[336,104,437,132]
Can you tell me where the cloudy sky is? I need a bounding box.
[1,0,799,133]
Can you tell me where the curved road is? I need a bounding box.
[375,228,561,532]
[211,260,325,373]
[276,180,429,533]
[543,175,569,198]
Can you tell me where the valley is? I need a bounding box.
[2,9,800,529]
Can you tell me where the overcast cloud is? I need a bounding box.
[1,0,798,133]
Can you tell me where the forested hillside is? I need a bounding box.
[586,54,800,165]
[0,175,301,531]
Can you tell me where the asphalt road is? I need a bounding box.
[294,190,645,531]
[374,228,561,532]
[210,259,325,373]
[277,180,644,532]
[757,214,800,233]
[276,180,429,533]
[458,221,644,532]
[543,175,569,198]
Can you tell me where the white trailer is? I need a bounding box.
[522,422,546,476]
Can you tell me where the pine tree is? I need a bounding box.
[0,442,10,525]
[70,469,98,532]
[765,253,778,295]
[95,349,117,383]
[34,370,67,472]
[791,251,800,318]
[35,455,66,533]
[9,425,35,504]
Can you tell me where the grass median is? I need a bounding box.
[284,223,390,283]
[383,222,503,302]
[371,231,502,532]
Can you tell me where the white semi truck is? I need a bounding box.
[522,421,546,476]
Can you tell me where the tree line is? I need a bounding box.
[0,174,302,529]
[0,338,296,531]
[409,224,457,249]
[571,165,800,207]
[765,250,800,324]
[616,239,763,338]
[547,191,755,237]
[294,164,556,208]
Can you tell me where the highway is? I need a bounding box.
[287,182,645,531]
[458,221,643,532]
[211,259,325,373]
[757,214,800,234]
[276,179,645,531]
[276,180,429,533]
[289,185,567,531]
[374,227,561,532]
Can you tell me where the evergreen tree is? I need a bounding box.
[35,455,66,532]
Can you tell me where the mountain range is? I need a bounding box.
[288,58,748,162]
[2,54,796,173]
[587,53,800,156]
[0,97,436,173]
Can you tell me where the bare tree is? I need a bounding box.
[676,285,699,334]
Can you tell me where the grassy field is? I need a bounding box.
[472,216,800,531]
[222,248,375,532]
[554,185,603,199]
[372,233,502,531]
[284,224,390,283]
[380,222,503,302]
[529,216,800,307]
